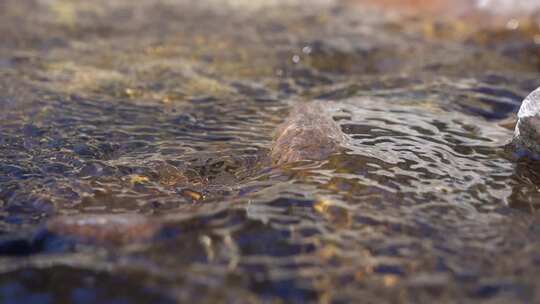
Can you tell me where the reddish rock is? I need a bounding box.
[45,213,163,245]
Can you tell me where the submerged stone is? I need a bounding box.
[42,213,163,246]
[271,102,347,165]
[513,87,540,156]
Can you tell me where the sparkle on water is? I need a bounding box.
[1,0,540,303]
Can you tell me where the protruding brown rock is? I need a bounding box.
[271,102,347,165]
[45,214,163,245]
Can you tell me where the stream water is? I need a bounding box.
[1,0,540,303]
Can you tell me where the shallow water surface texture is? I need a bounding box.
[1,0,540,303]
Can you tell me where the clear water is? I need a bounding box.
[1,0,540,303]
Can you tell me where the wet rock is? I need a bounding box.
[513,87,540,156]
[41,214,164,246]
[271,102,347,165]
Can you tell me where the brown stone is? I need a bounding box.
[271,102,347,165]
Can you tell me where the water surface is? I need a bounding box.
[1,0,540,303]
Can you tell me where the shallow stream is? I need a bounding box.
[1,0,540,303]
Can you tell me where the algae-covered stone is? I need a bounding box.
[513,87,540,155]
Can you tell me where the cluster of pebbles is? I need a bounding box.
[514,87,540,156]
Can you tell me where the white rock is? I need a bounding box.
[514,87,540,154]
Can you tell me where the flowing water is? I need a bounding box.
[1,0,540,303]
